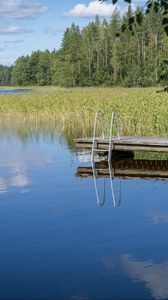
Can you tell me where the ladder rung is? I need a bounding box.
[93,149,108,152]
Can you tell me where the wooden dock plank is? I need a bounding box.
[75,136,168,153]
[76,159,168,180]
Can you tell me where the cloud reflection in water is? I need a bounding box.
[148,207,168,224]
[0,136,53,194]
[122,254,168,300]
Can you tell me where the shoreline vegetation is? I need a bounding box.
[0,86,168,138]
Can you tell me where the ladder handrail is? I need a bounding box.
[91,110,121,208]
[93,168,106,207]
[91,110,105,164]
[108,110,121,208]
[91,110,106,207]
[108,160,121,208]
[91,161,121,208]
[108,111,115,158]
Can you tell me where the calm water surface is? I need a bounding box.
[0,129,168,300]
[0,89,32,94]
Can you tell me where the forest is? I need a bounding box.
[1,6,168,87]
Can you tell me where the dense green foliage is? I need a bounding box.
[53,7,168,87]
[102,0,168,35]
[0,65,13,86]
[12,50,53,86]
[1,6,168,87]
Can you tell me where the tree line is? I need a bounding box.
[1,6,168,87]
[0,65,13,86]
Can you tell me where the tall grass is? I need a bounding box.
[0,86,168,138]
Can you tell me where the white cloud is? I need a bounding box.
[44,27,64,34]
[63,0,118,18]
[132,0,146,3]
[0,0,49,18]
[4,39,24,43]
[0,26,33,34]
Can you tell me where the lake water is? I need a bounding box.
[0,129,168,300]
[0,89,32,94]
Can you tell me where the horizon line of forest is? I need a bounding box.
[1,6,168,88]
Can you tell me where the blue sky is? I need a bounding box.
[0,0,146,66]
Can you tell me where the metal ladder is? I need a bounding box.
[91,111,121,207]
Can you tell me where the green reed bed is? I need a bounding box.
[0,86,168,138]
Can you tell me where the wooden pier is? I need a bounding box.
[76,159,168,180]
[75,136,168,153]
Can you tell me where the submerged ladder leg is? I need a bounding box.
[91,111,106,207]
[91,110,121,207]
[108,111,121,208]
